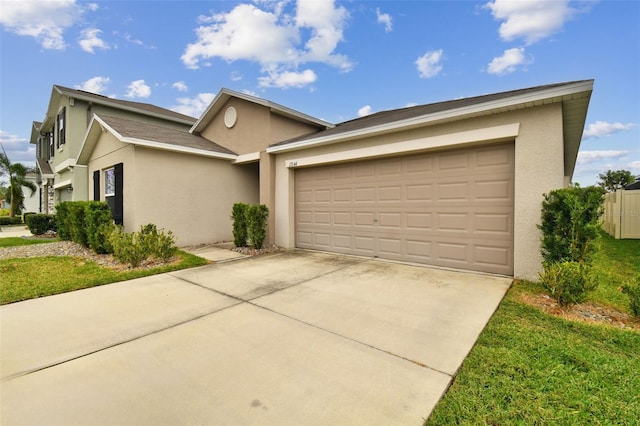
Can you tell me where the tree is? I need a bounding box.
[597,169,634,192]
[0,145,37,218]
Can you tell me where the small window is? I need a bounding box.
[48,132,55,158]
[104,167,115,196]
[56,107,66,148]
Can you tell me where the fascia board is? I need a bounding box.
[121,136,237,160]
[268,80,594,154]
[76,115,106,165]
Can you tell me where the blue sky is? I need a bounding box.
[1,0,638,186]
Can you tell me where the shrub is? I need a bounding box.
[109,227,146,267]
[0,217,22,226]
[109,224,177,267]
[139,223,176,262]
[85,202,115,254]
[68,201,90,246]
[231,202,248,247]
[22,212,37,223]
[539,186,605,265]
[25,214,56,235]
[621,276,640,318]
[55,202,73,240]
[539,261,598,307]
[246,203,269,249]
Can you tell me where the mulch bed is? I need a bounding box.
[519,292,640,332]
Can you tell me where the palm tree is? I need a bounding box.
[0,144,37,218]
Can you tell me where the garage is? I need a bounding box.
[295,142,514,275]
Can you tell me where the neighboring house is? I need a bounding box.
[46,80,593,280]
[21,171,39,213]
[30,85,197,213]
[624,180,640,190]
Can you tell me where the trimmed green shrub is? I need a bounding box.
[246,203,269,249]
[539,186,604,265]
[68,201,90,246]
[25,214,56,235]
[55,202,72,240]
[23,212,37,224]
[85,202,115,254]
[539,261,597,307]
[621,276,640,317]
[231,202,249,247]
[0,217,22,226]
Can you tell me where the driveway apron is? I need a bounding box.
[1,250,511,425]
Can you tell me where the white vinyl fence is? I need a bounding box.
[602,189,640,239]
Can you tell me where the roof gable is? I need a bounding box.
[190,87,333,135]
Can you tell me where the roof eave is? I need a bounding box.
[51,85,196,126]
[267,80,595,154]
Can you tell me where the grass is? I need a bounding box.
[427,232,640,424]
[0,237,58,248]
[0,250,208,305]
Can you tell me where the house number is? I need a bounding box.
[289,161,298,167]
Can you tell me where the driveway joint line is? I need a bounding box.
[1,301,243,382]
[247,300,452,377]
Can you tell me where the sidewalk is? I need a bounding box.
[0,226,32,238]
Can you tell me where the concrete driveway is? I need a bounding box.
[0,250,511,425]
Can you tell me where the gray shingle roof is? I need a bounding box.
[54,85,197,124]
[98,114,235,156]
[271,80,593,147]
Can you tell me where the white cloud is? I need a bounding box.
[125,80,151,99]
[0,0,86,50]
[181,0,351,88]
[583,121,637,139]
[78,28,110,53]
[485,0,577,45]
[230,71,243,82]
[487,47,532,75]
[415,49,443,78]
[0,130,35,166]
[172,81,188,92]
[171,93,216,118]
[75,76,111,94]
[376,8,392,32]
[357,105,373,117]
[576,150,631,165]
[258,69,317,89]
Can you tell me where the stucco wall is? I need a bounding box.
[273,103,566,280]
[87,132,260,246]
[133,147,259,246]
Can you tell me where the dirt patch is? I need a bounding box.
[518,292,640,332]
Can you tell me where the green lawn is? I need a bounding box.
[0,245,208,304]
[0,237,57,248]
[426,233,640,424]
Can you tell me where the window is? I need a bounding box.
[48,132,54,158]
[104,167,115,196]
[56,107,66,148]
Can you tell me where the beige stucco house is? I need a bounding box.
[30,85,197,213]
[71,80,592,280]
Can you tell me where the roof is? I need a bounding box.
[77,114,236,165]
[190,87,333,134]
[267,79,594,177]
[36,158,53,177]
[625,180,640,190]
[46,85,197,126]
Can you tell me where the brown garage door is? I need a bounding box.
[295,142,514,275]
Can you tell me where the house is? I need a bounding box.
[49,80,593,280]
[30,85,197,213]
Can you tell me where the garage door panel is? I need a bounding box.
[295,143,514,274]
